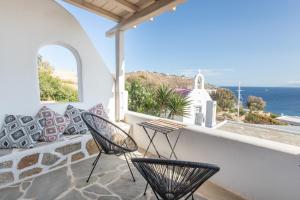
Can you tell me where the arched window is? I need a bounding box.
[37,45,81,103]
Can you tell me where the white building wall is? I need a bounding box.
[183,89,212,126]
[206,100,217,128]
[0,0,115,122]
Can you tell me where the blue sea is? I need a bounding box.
[225,87,300,116]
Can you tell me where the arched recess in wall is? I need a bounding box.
[37,44,83,103]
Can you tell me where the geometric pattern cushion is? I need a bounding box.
[64,105,89,135]
[36,106,70,142]
[88,103,112,139]
[88,103,109,119]
[0,115,45,149]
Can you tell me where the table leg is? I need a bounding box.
[171,130,182,159]
[166,130,182,160]
[143,127,161,158]
[165,134,177,160]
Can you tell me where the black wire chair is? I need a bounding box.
[131,158,220,200]
[81,112,138,183]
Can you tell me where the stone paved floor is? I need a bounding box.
[0,154,206,200]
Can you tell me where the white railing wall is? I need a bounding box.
[125,111,300,200]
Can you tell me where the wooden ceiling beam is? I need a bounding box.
[113,0,139,12]
[106,0,186,37]
[138,0,156,9]
[63,0,122,22]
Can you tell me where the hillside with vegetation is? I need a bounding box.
[125,71,215,120]
[126,71,285,125]
[126,71,216,89]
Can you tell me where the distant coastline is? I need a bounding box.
[225,86,300,116]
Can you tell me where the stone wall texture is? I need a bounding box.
[0,134,97,188]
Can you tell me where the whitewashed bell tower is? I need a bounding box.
[182,70,217,128]
[194,70,205,90]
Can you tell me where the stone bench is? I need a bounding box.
[0,122,130,189]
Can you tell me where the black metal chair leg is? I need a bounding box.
[184,192,195,200]
[92,151,101,166]
[153,191,160,200]
[86,151,102,183]
[143,183,148,195]
[124,153,135,182]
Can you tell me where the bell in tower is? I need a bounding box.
[194,70,205,90]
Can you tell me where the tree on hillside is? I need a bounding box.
[211,88,236,111]
[247,96,266,112]
[38,55,78,102]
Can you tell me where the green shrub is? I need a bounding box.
[126,80,159,116]
[38,55,78,102]
[222,112,234,120]
[239,109,246,116]
[126,81,190,119]
[211,88,236,112]
[247,96,266,112]
[167,92,191,119]
[244,113,285,125]
[270,113,279,119]
[229,108,237,113]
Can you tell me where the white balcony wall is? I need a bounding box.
[125,111,300,200]
[0,0,115,121]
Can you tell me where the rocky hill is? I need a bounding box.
[126,71,216,89]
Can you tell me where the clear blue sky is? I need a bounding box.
[39,45,77,72]
[51,0,300,87]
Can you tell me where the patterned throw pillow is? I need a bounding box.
[0,115,45,149]
[88,103,109,119]
[36,106,70,142]
[88,103,113,139]
[64,105,89,135]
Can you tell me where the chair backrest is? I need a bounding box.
[81,112,137,154]
[132,158,220,200]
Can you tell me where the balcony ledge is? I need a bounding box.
[126,111,300,155]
